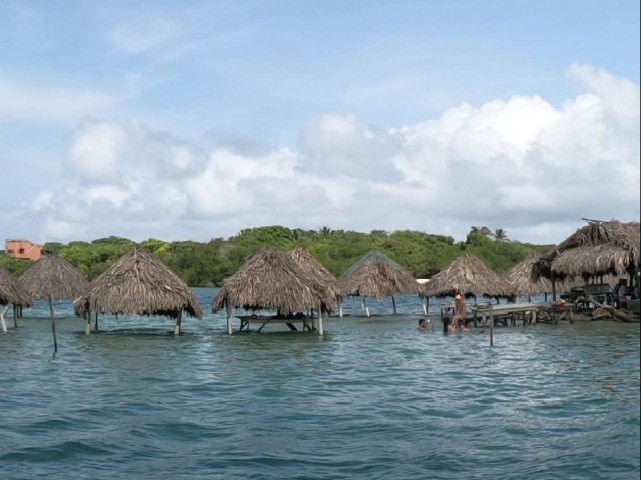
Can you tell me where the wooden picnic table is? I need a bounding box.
[471,302,538,327]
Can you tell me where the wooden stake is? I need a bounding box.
[489,303,494,347]
[13,304,18,327]
[226,299,233,335]
[1,305,8,333]
[318,303,323,335]
[174,311,182,336]
[392,296,397,315]
[48,295,58,353]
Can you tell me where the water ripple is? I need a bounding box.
[0,291,638,479]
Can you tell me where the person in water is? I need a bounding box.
[418,318,428,331]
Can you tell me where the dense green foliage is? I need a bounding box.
[1,226,553,287]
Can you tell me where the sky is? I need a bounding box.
[1,0,639,246]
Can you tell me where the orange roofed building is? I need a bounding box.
[4,239,43,261]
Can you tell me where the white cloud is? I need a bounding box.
[0,75,116,124]
[9,64,639,245]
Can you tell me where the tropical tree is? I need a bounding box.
[494,228,509,242]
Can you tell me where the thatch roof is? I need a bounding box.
[423,253,513,298]
[504,254,554,297]
[338,251,421,301]
[288,247,343,300]
[20,253,88,301]
[534,220,640,279]
[0,268,32,307]
[74,248,203,319]
[212,247,336,314]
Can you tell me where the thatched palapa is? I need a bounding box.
[0,268,32,332]
[288,246,343,301]
[423,253,513,298]
[212,247,335,334]
[534,220,640,282]
[20,253,89,352]
[339,251,421,316]
[503,254,582,298]
[74,248,203,335]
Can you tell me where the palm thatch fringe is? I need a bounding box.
[288,247,343,300]
[20,253,88,352]
[503,254,583,297]
[551,244,634,278]
[339,251,421,301]
[20,253,89,301]
[423,253,513,298]
[74,248,203,320]
[533,220,640,280]
[212,247,335,315]
[0,268,33,307]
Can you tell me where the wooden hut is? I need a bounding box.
[212,247,335,335]
[533,219,640,298]
[0,268,32,333]
[20,253,89,352]
[423,253,513,300]
[288,246,344,315]
[338,251,422,317]
[74,248,203,335]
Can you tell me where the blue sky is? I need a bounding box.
[1,0,639,245]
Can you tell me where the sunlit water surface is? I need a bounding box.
[1,288,639,479]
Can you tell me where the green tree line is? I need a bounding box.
[0,226,553,287]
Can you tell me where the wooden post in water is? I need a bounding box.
[392,296,397,315]
[94,311,99,332]
[361,298,370,317]
[48,295,58,353]
[338,298,343,318]
[317,303,323,335]
[0,305,8,333]
[85,310,91,335]
[422,296,428,316]
[174,311,182,336]
[489,304,494,347]
[226,299,233,335]
[13,304,19,327]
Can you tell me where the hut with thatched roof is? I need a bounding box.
[423,253,513,300]
[288,246,344,315]
[0,268,32,333]
[338,251,422,317]
[74,248,203,335]
[504,254,597,301]
[212,247,335,335]
[533,219,640,299]
[20,253,89,352]
[504,254,554,300]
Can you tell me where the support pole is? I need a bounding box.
[226,299,233,335]
[489,304,494,347]
[422,296,428,316]
[392,296,397,315]
[85,310,91,335]
[94,311,99,332]
[318,303,323,335]
[174,311,182,336]
[338,299,343,318]
[1,305,8,333]
[48,295,58,353]
[362,298,370,318]
[13,304,19,327]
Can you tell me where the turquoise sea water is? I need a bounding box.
[0,288,639,480]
